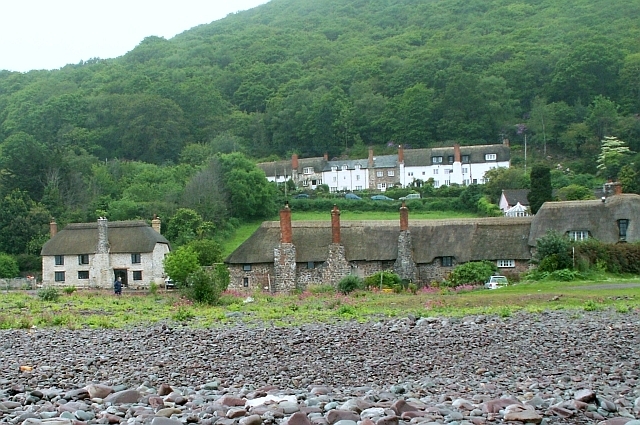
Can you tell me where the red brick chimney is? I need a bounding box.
[368,147,374,167]
[331,205,341,244]
[50,219,58,238]
[614,182,622,195]
[324,152,328,161]
[280,203,292,243]
[400,201,409,231]
[398,144,404,163]
[454,143,461,163]
[292,153,299,170]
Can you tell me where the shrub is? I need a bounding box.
[182,268,224,305]
[337,275,362,294]
[173,307,195,322]
[0,253,19,278]
[38,287,60,302]
[148,282,159,295]
[449,261,497,286]
[547,269,580,281]
[163,246,200,287]
[408,283,418,294]
[62,286,77,295]
[308,284,335,294]
[534,230,572,271]
[363,271,402,290]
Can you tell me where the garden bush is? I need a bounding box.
[363,271,401,290]
[38,287,60,302]
[337,275,363,294]
[449,261,497,286]
[182,268,224,305]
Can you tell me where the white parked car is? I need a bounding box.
[484,275,508,289]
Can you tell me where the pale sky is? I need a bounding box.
[0,0,271,72]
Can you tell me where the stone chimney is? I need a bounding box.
[152,215,161,233]
[292,153,299,170]
[368,147,374,167]
[400,201,409,231]
[324,152,328,161]
[49,219,58,238]
[331,205,341,244]
[97,217,109,254]
[454,143,461,163]
[280,203,292,243]
[398,145,404,163]
[503,138,510,147]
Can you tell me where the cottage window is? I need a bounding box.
[243,264,252,271]
[342,165,347,170]
[462,155,470,163]
[441,256,453,267]
[408,172,413,176]
[342,186,348,191]
[377,183,387,190]
[133,271,142,281]
[331,166,337,171]
[78,271,89,279]
[433,169,438,175]
[131,253,141,264]
[55,255,64,266]
[332,176,337,182]
[55,271,65,282]
[330,186,338,192]
[444,179,451,186]
[243,277,249,287]
[356,185,363,190]
[432,156,443,164]
[302,180,309,187]
[497,259,515,268]
[618,219,629,241]
[355,164,361,170]
[307,262,315,269]
[568,230,589,241]
[473,179,478,184]
[387,170,395,177]
[376,171,383,177]
[485,153,497,161]
[462,167,468,174]
[78,254,89,265]
[303,167,313,174]
[422,171,426,175]
[447,155,454,164]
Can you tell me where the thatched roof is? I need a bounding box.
[226,217,533,264]
[41,221,170,256]
[403,144,510,166]
[257,160,292,178]
[529,194,640,245]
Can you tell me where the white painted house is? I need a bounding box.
[41,218,170,289]
[398,142,511,188]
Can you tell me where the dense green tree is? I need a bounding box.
[528,166,553,214]
[217,153,278,220]
[596,136,633,179]
[482,167,530,204]
[0,253,20,278]
[0,132,49,200]
[163,245,200,287]
[165,208,214,246]
[186,239,224,266]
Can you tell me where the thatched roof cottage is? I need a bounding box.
[226,193,640,292]
[41,218,170,289]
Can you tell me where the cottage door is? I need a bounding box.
[114,269,128,288]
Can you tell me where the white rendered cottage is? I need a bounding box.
[41,217,170,289]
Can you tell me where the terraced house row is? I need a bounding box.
[258,141,511,192]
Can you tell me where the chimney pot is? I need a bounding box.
[152,215,162,233]
[331,205,341,244]
[400,201,409,231]
[280,203,293,243]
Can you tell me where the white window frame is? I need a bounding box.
[355,185,363,190]
[387,170,395,177]
[303,167,313,174]
[341,165,347,170]
[376,171,383,177]
[485,153,497,161]
[497,259,515,268]
[355,164,361,170]
[356,175,360,181]
[569,230,589,241]
[432,156,443,164]
[433,169,438,175]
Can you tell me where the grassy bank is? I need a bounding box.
[1,278,639,330]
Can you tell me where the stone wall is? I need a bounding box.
[322,243,350,287]
[228,263,275,292]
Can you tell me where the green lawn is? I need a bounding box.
[2,277,639,329]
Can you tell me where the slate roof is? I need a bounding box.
[403,145,510,166]
[502,189,530,206]
[41,221,170,256]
